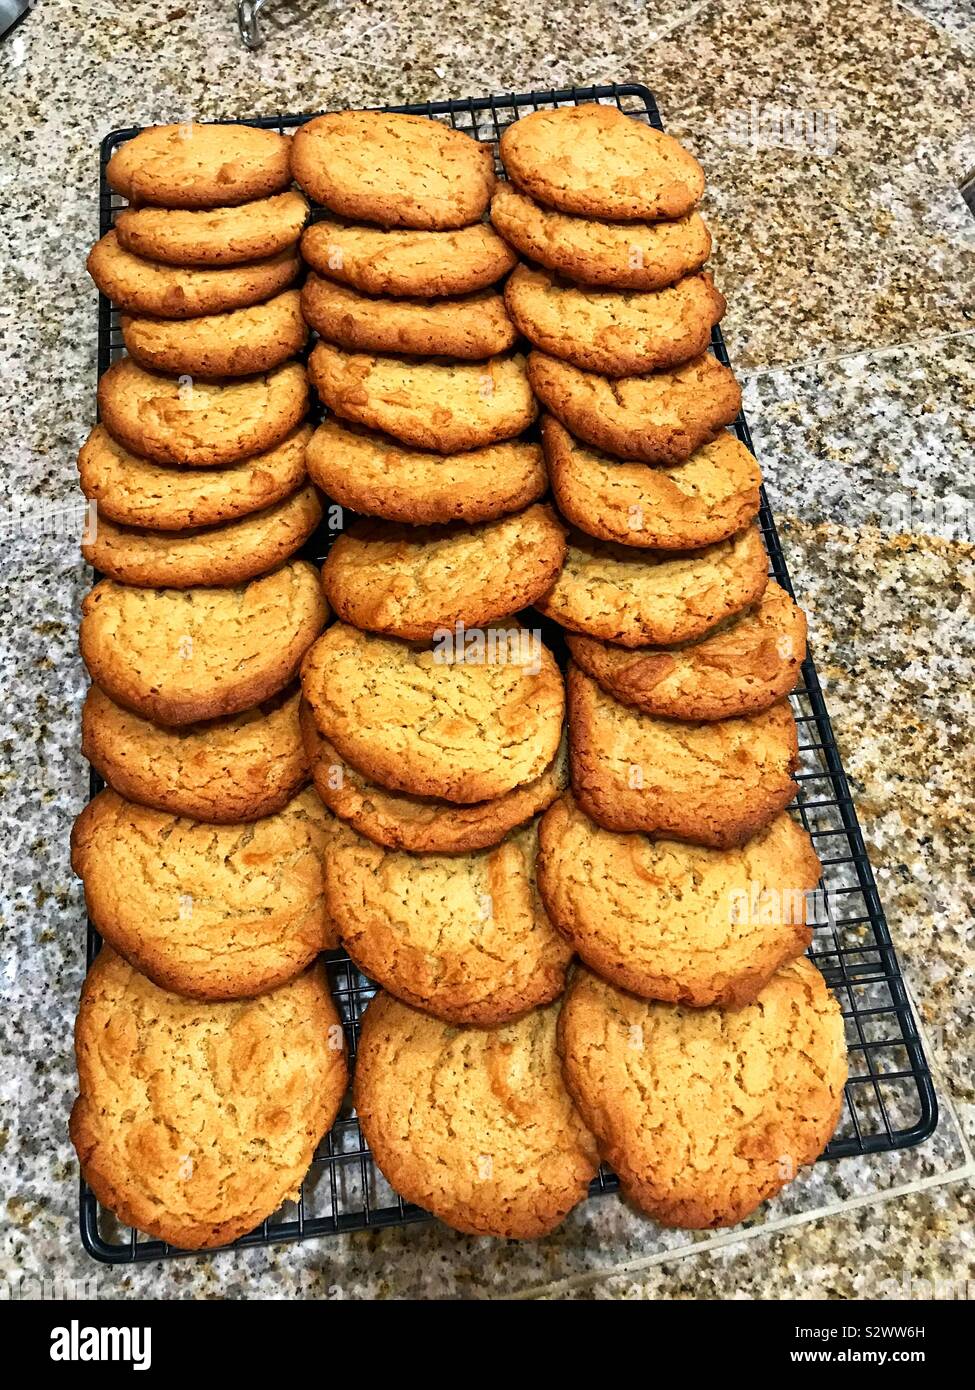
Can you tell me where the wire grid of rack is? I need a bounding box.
[80,83,937,1263]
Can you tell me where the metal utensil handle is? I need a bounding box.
[237,0,268,49]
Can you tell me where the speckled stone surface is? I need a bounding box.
[1,0,973,1300]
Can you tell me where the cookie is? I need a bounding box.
[80,560,327,725]
[301,621,564,803]
[506,266,725,376]
[70,949,347,1250]
[305,417,546,525]
[115,190,309,265]
[543,417,760,550]
[98,357,308,467]
[321,505,566,641]
[534,525,769,648]
[72,786,338,998]
[82,483,321,588]
[106,122,292,208]
[83,684,308,823]
[557,959,847,1228]
[301,700,567,853]
[501,104,704,221]
[301,275,516,359]
[121,289,307,378]
[291,111,495,229]
[325,820,571,1025]
[528,350,742,466]
[566,582,807,721]
[538,794,820,1006]
[77,423,310,532]
[302,216,516,297]
[87,231,300,318]
[568,666,799,847]
[308,343,537,453]
[354,992,598,1238]
[490,185,711,290]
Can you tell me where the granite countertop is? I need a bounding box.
[1,0,973,1300]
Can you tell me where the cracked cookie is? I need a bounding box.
[534,525,769,648]
[568,665,800,847]
[325,819,571,1025]
[302,216,516,297]
[301,700,567,853]
[538,793,821,1005]
[121,289,307,377]
[305,417,546,525]
[106,122,292,207]
[490,184,711,290]
[355,991,598,1237]
[72,786,338,998]
[321,504,566,641]
[87,231,300,317]
[81,483,321,588]
[308,342,536,452]
[82,685,308,823]
[500,104,705,221]
[115,190,309,265]
[80,560,327,725]
[566,582,807,721]
[506,265,725,376]
[301,621,564,803]
[543,417,761,550]
[291,111,495,229]
[98,357,308,467]
[301,275,516,359]
[528,350,741,466]
[558,959,847,1228]
[70,948,347,1249]
[77,423,310,531]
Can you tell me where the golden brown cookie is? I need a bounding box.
[354,992,598,1237]
[305,418,545,525]
[490,184,711,289]
[566,583,807,721]
[321,505,566,641]
[568,665,799,847]
[82,484,321,588]
[538,794,820,1006]
[543,417,761,550]
[301,621,564,804]
[302,216,517,297]
[534,525,769,648]
[98,357,308,467]
[121,289,307,378]
[558,959,847,1228]
[325,820,571,1025]
[77,423,310,532]
[87,231,300,318]
[70,949,347,1249]
[506,266,725,376]
[291,111,495,229]
[301,700,567,853]
[301,275,516,359]
[106,123,292,208]
[308,343,537,452]
[72,787,338,998]
[500,105,705,220]
[83,684,309,824]
[115,190,309,265]
[80,560,327,725]
[528,350,742,466]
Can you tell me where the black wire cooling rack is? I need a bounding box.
[80,83,938,1263]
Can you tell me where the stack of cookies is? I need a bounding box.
[70,123,348,1251]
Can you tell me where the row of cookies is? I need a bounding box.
[71,123,352,1250]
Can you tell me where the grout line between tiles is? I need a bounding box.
[738,325,975,384]
[894,2,975,54]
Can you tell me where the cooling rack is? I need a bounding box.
[80,82,937,1263]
